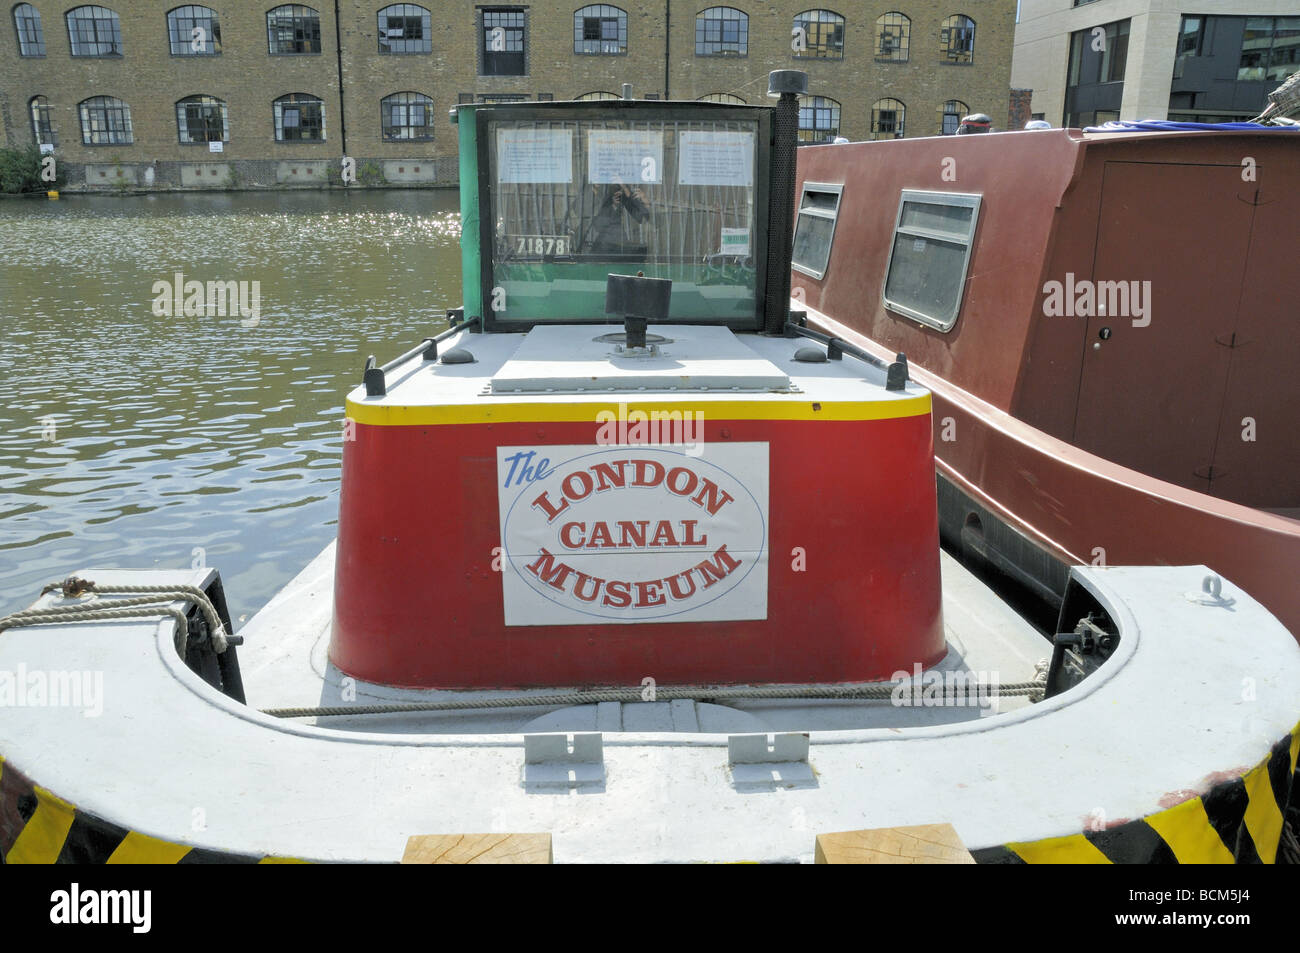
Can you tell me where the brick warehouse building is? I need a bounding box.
[0,1,1016,189]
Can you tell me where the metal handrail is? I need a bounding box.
[363,312,480,397]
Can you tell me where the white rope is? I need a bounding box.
[0,580,229,653]
[263,680,1046,718]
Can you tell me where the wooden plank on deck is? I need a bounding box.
[815,824,975,864]
[401,833,553,864]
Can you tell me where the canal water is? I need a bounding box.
[0,190,462,621]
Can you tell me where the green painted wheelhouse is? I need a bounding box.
[451,99,774,331]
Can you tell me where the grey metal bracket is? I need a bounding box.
[523,732,605,792]
[728,732,809,764]
[727,733,816,791]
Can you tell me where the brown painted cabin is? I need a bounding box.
[792,128,1299,513]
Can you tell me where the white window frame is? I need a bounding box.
[791,181,843,281]
[881,189,981,331]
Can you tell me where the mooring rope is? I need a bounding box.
[262,679,1047,719]
[0,578,230,653]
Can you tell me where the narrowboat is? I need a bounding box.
[789,119,1300,639]
[2,74,1298,864]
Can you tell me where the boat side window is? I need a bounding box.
[791,182,842,280]
[882,190,980,331]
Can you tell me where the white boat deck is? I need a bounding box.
[238,542,1050,734]
[1,557,1297,862]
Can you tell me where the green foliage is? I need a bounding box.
[358,161,387,186]
[0,145,49,194]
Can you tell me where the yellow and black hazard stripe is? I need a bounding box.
[4,722,1297,864]
[0,757,305,864]
[973,721,1300,864]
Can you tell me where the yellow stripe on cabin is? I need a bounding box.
[346,394,932,427]
[5,786,76,864]
[1143,797,1235,864]
[106,831,194,864]
[1007,833,1113,864]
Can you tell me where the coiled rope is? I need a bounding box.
[0,577,230,655]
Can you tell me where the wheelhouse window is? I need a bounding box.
[792,10,843,60]
[274,93,324,141]
[876,12,908,61]
[13,3,44,56]
[378,4,431,54]
[574,5,626,55]
[381,91,433,140]
[698,93,746,104]
[78,96,132,145]
[797,94,839,142]
[176,95,229,143]
[883,190,981,331]
[67,6,121,57]
[940,99,967,135]
[871,97,905,139]
[940,14,975,64]
[168,6,221,55]
[696,7,747,57]
[483,108,764,327]
[30,96,56,148]
[791,182,842,280]
[267,4,320,54]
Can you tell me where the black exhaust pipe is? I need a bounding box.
[763,70,807,335]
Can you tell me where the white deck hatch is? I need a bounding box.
[487,324,793,394]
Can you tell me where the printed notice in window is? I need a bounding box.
[587,130,663,184]
[497,127,573,183]
[678,131,753,186]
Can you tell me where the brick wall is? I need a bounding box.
[0,1,1016,190]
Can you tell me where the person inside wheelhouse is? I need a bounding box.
[581,179,651,256]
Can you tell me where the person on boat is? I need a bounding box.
[956,113,992,134]
[583,178,651,255]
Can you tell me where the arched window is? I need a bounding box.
[871,98,905,139]
[176,95,228,143]
[381,91,434,140]
[941,14,975,63]
[574,90,619,100]
[78,96,132,144]
[66,6,121,56]
[940,99,968,135]
[13,4,44,56]
[797,94,840,143]
[875,12,908,62]
[792,10,843,60]
[168,6,221,55]
[30,95,56,147]
[267,5,320,54]
[273,93,324,141]
[696,7,747,57]
[574,5,626,54]
[378,4,430,54]
[698,93,746,104]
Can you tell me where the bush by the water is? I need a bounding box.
[0,146,55,194]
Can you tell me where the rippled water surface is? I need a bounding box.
[0,190,462,620]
